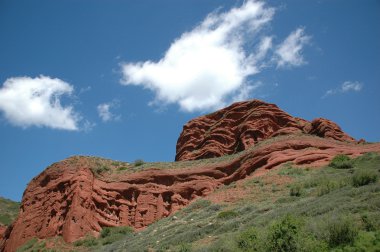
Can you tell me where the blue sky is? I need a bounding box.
[0,0,379,201]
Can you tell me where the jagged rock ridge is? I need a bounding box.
[176,100,355,161]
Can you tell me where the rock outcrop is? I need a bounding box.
[1,100,379,252]
[0,225,6,240]
[176,100,355,161]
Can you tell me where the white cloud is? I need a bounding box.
[323,81,363,98]
[0,75,80,130]
[341,81,363,92]
[121,1,277,112]
[274,27,311,68]
[97,100,120,122]
[120,1,311,112]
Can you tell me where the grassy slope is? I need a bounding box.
[0,197,20,226]
[17,152,380,252]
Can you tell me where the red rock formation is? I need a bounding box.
[0,225,6,240]
[3,136,380,252]
[176,100,355,161]
[1,100,379,252]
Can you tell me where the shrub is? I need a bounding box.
[217,210,238,219]
[0,214,12,225]
[266,215,301,252]
[290,184,302,197]
[134,159,145,166]
[73,236,98,247]
[352,169,378,187]
[183,199,211,213]
[117,166,128,171]
[327,216,358,247]
[101,226,134,238]
[101,227,111,238]
[236,227,258,251]
[317,180,338,196]
[96,165,110,174]
[329,154,353,169]
[361,214,376,231]
[177,243,191,252]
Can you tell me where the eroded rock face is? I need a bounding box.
[176,100,356,161]
[2,100,379,252]
[0,225,6,240]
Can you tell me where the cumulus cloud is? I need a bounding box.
[120,1,311,112]
[121,1,277,112]
[323,81,363,98]
[0,75,80,130]
[97,100,120,122]
[274,27,311,68]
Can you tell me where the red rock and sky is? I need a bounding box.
[0,0,379,202]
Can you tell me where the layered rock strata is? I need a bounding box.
[176,100,356,161]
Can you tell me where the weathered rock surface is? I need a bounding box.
[2,100,379,252]
[176,100,356,161]
[0,225,6,240]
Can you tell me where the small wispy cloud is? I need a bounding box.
[0,75,82,130]
[274,27,311,68]
[323,81,363,98]
[120,1,310,112]
[97,100,121,122]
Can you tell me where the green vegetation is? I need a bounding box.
[133,159,145,166]
[289,183,302,197]
[352,169,378,187]
[217,210,238,219]
[73,226,134,248]
[0,197,20,226]
[329,154,354,169]
[16,238,56,252]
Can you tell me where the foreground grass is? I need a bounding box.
[0,197,20,226]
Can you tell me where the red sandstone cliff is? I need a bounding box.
[175,100,356,161]
[1,100,379,252]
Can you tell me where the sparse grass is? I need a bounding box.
[0,197,20,226]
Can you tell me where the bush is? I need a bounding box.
[101,226,134,238]
[177,243,191,252]
[327,216,358,247]
[329,154,353,169]
[290,184,302,197]
[96,165,110,174]
[352,169,378,187]
[317,180,338,196]
[117,166,128,171]
[183,199,211,213]
[134,159,145,166]
[266,215,301,252]
[361,214,376,231]
[236,227,258,251]
[217,210,238,219]
[73,236,98,247]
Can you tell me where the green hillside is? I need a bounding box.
[0,197,20,226]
